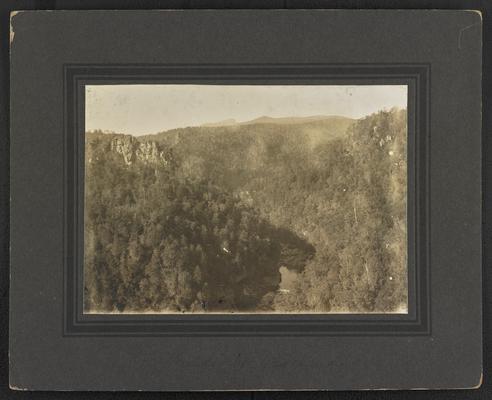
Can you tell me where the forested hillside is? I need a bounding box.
[84,110,407,313]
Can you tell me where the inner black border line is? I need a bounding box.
[65,66,426,335]
[63,63,430,337]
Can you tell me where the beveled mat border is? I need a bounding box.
[63,63,430,337]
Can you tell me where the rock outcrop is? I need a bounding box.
[109,135,173,166]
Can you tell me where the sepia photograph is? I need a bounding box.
[84,84,408,314]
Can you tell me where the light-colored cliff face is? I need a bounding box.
[109,135,172,166]
[110,136,135,165]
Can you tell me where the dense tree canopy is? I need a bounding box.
[84,109,407,313]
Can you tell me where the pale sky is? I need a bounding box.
[85,84,407,136]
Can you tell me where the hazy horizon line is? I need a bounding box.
[85,107,405,137]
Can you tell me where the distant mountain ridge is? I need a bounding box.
[200,115,353,128]
[141,114,356,147]
[200,118,238,127]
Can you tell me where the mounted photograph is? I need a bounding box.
[10,10,483,391]
[84,84,408,314]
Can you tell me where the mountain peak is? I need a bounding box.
[199,115,354,128]
[200,118,237,127]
